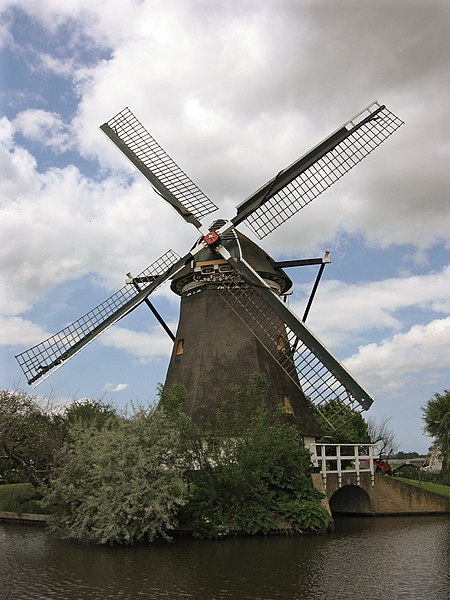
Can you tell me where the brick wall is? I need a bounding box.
[311,472,332,515]
[371,475,449,514]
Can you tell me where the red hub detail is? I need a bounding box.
[203,231,220,246]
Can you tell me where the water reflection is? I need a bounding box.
[1,516,448,599]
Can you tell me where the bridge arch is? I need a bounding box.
[329,484,374,515]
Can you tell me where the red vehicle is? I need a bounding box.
[374,457,392,475]
[359,455,393,475]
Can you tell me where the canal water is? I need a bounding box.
[1,516,448,599]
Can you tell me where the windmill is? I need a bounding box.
[15,101,403,436]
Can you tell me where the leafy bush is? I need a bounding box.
[276,499,334,533]
[163,374,333,538]
[44,406,186,545]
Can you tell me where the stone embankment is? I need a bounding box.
[371,476,450,515]
[0,511,49,524]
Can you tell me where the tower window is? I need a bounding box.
[276,335,286,352]
[283,395,293,415]
[176,339,184,355]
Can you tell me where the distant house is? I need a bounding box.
[392,461,422,477]
[423,451,443,474]
[392,458,429,479]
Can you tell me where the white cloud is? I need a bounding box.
[0,315,50,346]
[3,1,450,255]
[2,0,140,43]
[34,52,75,77]
[0,18,13,49]
[344,317,450,394]
[13,109,72,152]
[294,265,450,348]
[100,324,173,363]
[103,382,129,393]
[61,0,448,259]
[0,116,39,197]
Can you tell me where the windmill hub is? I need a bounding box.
[203,230,221,246]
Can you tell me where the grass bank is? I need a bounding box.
[394,477,450,499]
[0,483,46,514]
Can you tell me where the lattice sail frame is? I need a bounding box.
[236,102,404,238]
[102,107,218,222]
[219,282,371,429]
[16,250,181,386]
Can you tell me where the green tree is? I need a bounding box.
[44,405,186,545]
[64,398,118,429]
[422,389,450,483]
[162,375,333,538]
[0,389,65,487]
[315,399,370,445]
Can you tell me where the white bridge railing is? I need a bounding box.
[310,443,375,488]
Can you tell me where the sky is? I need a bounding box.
[0,0,449,454]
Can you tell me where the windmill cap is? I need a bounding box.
[170,226,293,295]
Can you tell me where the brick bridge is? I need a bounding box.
[309,444,449,515]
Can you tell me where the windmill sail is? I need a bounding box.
[16,250,183,386]
[101,108,218,228]
[220,281,371,429]
[233,101,404,238]
[15,99,403,427]
[213,241,372,428]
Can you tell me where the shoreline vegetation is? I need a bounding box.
[2,382,448,544]
[1,378,334,543]
[2,477,449,528]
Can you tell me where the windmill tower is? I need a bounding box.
[164,223,322,437]
[15,101,403,436]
